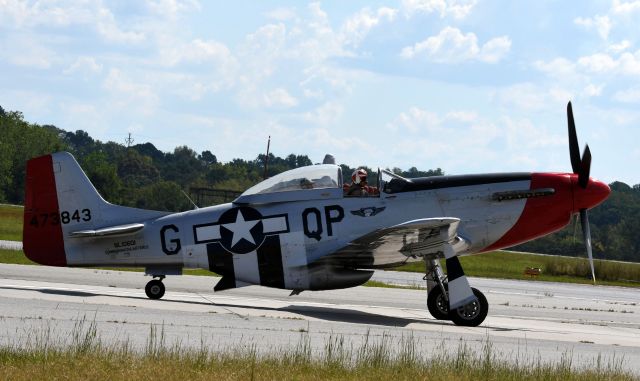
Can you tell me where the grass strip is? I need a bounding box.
[0,204,23,241]
[396,251,640,287]
[0,322,635,381]
[2,248,640,288]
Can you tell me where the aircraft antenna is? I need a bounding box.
[181,190,199,210]
[263,135,271,180]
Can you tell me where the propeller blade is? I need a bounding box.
[578,145,592,189]
[567,102,581,174]
[580,208,596,284]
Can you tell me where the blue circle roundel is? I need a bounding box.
[218,207,265,254]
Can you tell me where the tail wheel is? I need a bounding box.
[449,287,488,327]
[145,279,165,300]
[427,284,449,320]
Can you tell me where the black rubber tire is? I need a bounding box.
[427,284,450,320]
[145,279,165,300]
[449,287,488,327]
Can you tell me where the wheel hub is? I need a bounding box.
[456,299,480,320]
[436,294,448,314]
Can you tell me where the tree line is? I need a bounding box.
[0,105,638,262]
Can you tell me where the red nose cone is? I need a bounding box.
[572,176,611,212]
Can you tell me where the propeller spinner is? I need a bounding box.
[567,102,610,283]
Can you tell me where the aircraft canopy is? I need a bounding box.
[240,164,342,196]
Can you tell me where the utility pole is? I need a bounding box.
[125,133,134,148]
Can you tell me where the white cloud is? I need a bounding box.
[619,51,640,74]
[577,50,640,75]
[96,7,145,44]
[146,0,200,19]
[574,15,612,40]
[402,0,477,19]
[4,35,55,69]
[388,107,482,135]
[302,88,323,99]
[64,56,103,76]
[613,87,640,103]
[160,38,234,67]
[265,7,297,21]
[583,83,604,97]
[446,110,478,123]
[303,101,344,126]
[533,58,577,77]
[388,107,441,133]
[341,7,397,47]
[385,106,566,173]
[577,53,618,72]
[0,1,147,44]
[103,69,159,115]
[0,0,95,27]
[501,116,566,150]
[400,27,510,63]
[492,83,554,112]
[548,87,574,103]
[478,36,512,63]
[611,0,640,14]
[263,88,298,108]
[608,40,631,53]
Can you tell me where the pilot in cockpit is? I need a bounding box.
[343,168,379,197]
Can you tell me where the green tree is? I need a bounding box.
[134,181,191,212]
[0,110,66,203]
[117,149,160,188]
[82,151,123,204]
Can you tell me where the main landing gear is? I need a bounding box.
[424,259,488,327]
[145,275,166,300]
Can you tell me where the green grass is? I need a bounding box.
[396,251,640,288]
[363,280,423,290]
[3,247,640,288]
[0,249,34,265]
[0,204,23,241]
[0,321,635,381]
[0,249,221,278]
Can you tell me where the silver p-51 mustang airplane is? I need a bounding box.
[23,103,609,327]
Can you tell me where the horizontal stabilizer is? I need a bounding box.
[70,223,145,238]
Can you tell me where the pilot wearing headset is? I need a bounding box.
[343,168,379,196]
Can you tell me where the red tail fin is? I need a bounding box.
[23,154,67,266]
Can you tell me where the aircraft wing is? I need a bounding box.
[317,218,469,269]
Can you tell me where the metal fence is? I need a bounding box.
[189,187,242,207]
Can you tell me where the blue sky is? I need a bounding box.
[1,0,640,185]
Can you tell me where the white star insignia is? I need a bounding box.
[223,210,259,248]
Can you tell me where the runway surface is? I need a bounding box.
[0,263,639,372]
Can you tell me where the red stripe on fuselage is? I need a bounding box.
[483,173,573,252]
[23,155,67,266]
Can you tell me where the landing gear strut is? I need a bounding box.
[145,275,166,300]
[425,259,449,320]
[425,258,488,327]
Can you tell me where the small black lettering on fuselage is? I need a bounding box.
[114,240,136,248]
[302,205,344,241]
[160,225,181,255]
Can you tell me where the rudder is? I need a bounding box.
[23,154,67,266]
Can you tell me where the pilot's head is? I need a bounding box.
[352,168,368,186]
